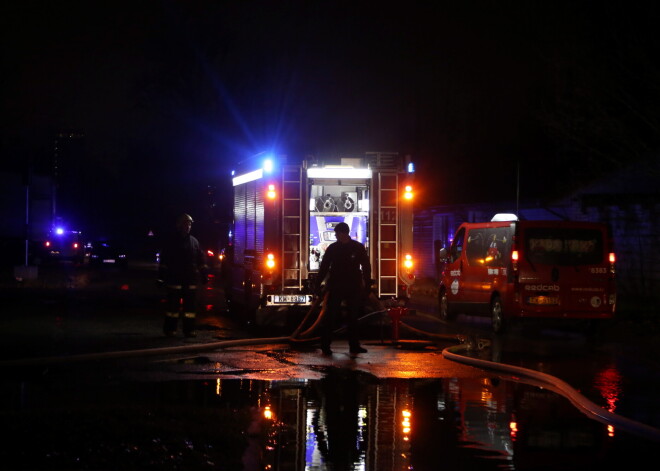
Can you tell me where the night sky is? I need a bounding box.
[2,1,659,241]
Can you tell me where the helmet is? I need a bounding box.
[334,222,350,233]
[176,213,194,227]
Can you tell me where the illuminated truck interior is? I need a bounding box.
[308,169,370,271]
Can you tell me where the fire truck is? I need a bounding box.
[228,152,415,325]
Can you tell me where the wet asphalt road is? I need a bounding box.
[0,261,478,381]
[2,260,660,406]
[3,261,660,470]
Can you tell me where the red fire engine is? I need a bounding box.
[227,152,415,325]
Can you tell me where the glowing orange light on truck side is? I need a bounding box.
[266,184,277,199]
[265,253,276,270]
[403,185,413,200]
[403,253,414,270]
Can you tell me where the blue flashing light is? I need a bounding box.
[407,162,415,173]
[263,158,274,173]
[55,227,65,235]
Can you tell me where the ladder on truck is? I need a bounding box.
[377,171,399,297]
[281,165,303,291]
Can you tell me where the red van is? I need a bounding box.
[438,215,616,332]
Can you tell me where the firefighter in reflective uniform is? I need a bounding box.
[315,222,371,355]
[158,213,208,337]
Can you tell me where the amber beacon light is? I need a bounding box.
[403,184,413,200]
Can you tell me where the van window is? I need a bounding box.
[449,228,465,263]
[525,228,604,266]
[466,229,486,265]
[466,227,512,267]
[484,227,512,267]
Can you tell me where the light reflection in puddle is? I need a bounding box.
[0,368,655,470]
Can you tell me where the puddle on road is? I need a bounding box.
[0,369,656,470]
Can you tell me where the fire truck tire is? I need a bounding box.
[491,295,505,334]
[439,289,454,322]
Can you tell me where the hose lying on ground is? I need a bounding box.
[442,343,660,443]
[290,291,387,342]
[397,317,660,442]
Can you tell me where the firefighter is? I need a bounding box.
[158,213,208,337]
[315,222,371,355]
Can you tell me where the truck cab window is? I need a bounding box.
[450,228,465,263]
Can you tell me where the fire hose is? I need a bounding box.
[440,342,660,442]
[396,316,660,443]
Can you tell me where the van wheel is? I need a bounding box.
[439,289,453,322]
[491,295,505,334]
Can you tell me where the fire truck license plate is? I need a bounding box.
[269,295,312,305]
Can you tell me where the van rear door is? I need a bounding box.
[517,222,614,317]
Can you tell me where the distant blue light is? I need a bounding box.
[55,227,64,235]
[407,162,415,173]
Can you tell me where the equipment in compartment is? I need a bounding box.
[311,187,359,213]
[340,191,356,212]
[321,194,337,212]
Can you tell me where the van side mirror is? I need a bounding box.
[438,247,448,263]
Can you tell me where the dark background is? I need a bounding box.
[2,1,659,244]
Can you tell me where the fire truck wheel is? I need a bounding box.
[439,289,453,322]
[491,295,505,334]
